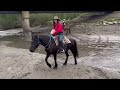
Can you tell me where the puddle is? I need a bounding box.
[0,35,31,49]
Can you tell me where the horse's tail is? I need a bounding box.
[74,40,79,57]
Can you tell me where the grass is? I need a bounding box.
[95,17,120,24]
[103,17,120,22]
[0,14,22,30]
[30,13,81,27]
[0,12,99,30]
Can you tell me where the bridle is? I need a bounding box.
[30,36,41,47]
[31,35,52,48]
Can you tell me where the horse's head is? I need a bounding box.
[29,34,39,52]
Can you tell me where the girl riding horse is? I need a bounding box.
[29,16,78,69]
[51,16,65,52]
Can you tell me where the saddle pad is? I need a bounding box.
[63,36,71,44]
[52,35,71,46]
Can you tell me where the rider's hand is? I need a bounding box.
[50,29,55,35]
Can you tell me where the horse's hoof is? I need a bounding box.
[63,63,67,65]
[48,64,51,68]
[53,66,57,69]
[75,63,77,65]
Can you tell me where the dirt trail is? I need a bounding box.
[0,42,120,79]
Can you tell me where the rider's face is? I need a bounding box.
[54,19,58,24]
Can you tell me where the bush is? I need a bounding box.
[29,13,81,27]
[30,13,53,27]
[0,14,22,29]
[0,13,87,29]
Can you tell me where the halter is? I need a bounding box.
[44,35,53,48]
[37,35,52,48]
[30,36,41,47]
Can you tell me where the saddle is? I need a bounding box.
[53,35,71,46]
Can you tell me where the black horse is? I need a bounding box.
[29,33,78,69]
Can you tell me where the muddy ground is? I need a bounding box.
[1,41,120,79]
[1,12,120,79]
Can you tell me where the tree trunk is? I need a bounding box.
[22,11,31,41]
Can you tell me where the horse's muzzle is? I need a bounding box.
[29,49,34,52]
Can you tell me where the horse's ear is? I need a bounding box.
[31,31,35,38]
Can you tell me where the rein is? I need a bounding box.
[37,35,53,48]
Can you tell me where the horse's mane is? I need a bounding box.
[38,34,50,38]
[38,34,49,36]
[38,34,51,42]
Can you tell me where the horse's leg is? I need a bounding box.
[63,44,70,65]
[70,48,77,65]
[45,53,51,68]
[69,27,71,35]
[63,50,69,65]
[53,54,58,69]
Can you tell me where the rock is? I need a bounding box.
[103,23,108,26]
[96,23,99,26]
[87,33,91,35]
[92,44,96,47]
[88,46,92,48]
[97,44,105,47]
[113,21,118,24]
[108,22,114,25]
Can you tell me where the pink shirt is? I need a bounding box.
[53,22,64,35]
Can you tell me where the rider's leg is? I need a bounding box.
[59,33,65,52]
